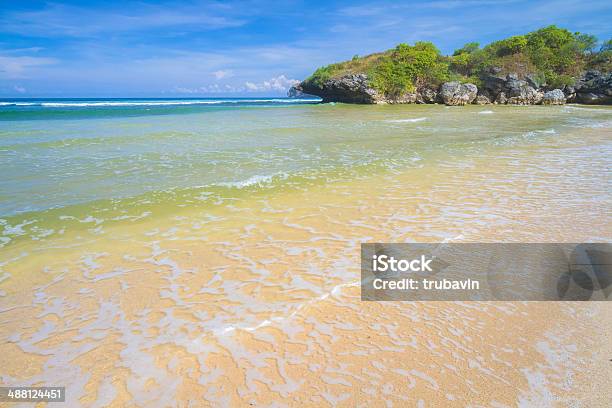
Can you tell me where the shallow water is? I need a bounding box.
[1,102,610,242]
[0,100,611,406]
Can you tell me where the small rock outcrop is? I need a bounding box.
[481,72,544,105]
[474,95,491,105]
[293,74,428,104]
[295,74,382,104]
[481,68,544,105]
[505,74,543,105]
[542,89,566,105]
[494,92,507,104]
[287,86,304,98]
[292,74,441,104]
[507,87,543,105]
[563,85,577,102]
[481,69,507,98]
[439,82,478,105]
[389,93,417,104]
[417,88,438,104]
[573,70,612,105]
[575,92,609,104]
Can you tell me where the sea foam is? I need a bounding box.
[217,174,284,189]
[386,117,428,123]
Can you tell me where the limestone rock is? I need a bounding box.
[293,74,428,104]
[439,82,478,105]
[494,92,507,104]
[574,70,612,104]
[474,95,491,105]
[291,68,611,105]
[575,92,611,104]
[505,76,543,105]
[541,89,566,105]
[386,93,418,104]
[294,73,382,104]
[417,88,438,104]
[287,86,303,98]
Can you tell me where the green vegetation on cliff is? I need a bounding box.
[308,52,389,87]
[368,42,449,97]
[451,25,602,88]
[305,25,611,96]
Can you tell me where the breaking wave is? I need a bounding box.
[0,98,321,108]
[386,117,428,123]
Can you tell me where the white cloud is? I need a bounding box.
[244,75,299,92]
[212,69,233,80]
[172,75,299,95]
[172,84,242,94]
[13,85,26,93]
[0,3,246,37]
[0,55,57,79]
[173,86,201,94]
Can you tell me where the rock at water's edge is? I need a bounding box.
[295,74,382,104]
[575,92,612,104]
[386,93,417,104]
[440,82,478,106]
[292,74,438,104]
[494,92,507,104]
[542,89,566,105]
[474,95,491,105]
[287,86,304,98]
[504,76,543,105]
[418,88,438,104]
[573,70,612,104]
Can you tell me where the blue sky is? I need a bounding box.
[1,0,611,97]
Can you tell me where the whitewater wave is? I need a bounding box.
[0,99,320,108]
[216,173,287,189]
[563,105,609,112]
[566,119,612,129]
[522,128,557,138]
[0,102,38,106]
[478,110,494,114]
[386,117,428,123]
[492,128,558,147]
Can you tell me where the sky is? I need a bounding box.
[1,0,611,97]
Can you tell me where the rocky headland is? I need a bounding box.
[290,26,611,106]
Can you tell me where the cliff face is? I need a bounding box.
[298,74,381,104]
[295,73,435,104]
[291,70,612,106]
[573,70,612,104]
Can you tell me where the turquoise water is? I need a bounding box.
[1,98,611,247]
[0,97,321,120]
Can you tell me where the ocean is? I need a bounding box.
[0,98,611,405]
